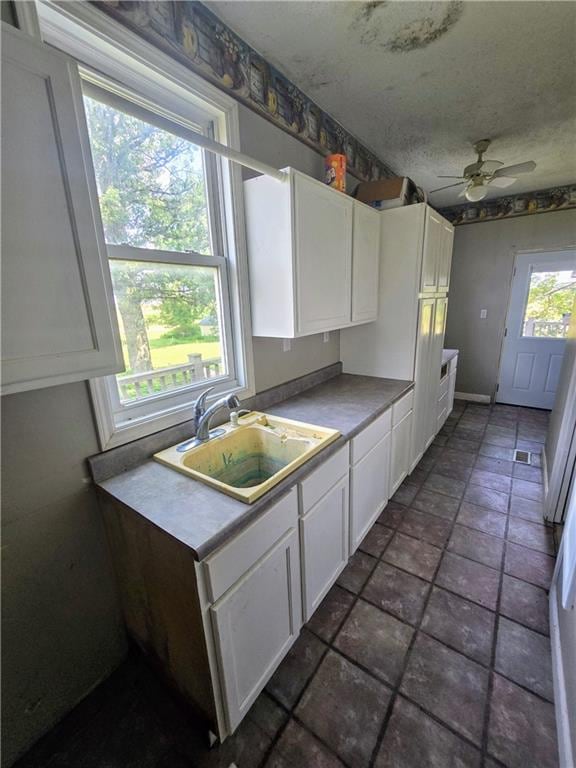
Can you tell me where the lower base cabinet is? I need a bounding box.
[391,411,412,494]
[100,394,425,746]
[204,488,302,733]
[300,473,349,621]
[210,524,301,732]
[350,429,391,553]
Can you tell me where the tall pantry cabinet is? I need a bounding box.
[340,204,454,470]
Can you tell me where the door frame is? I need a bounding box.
[496,244,576,406]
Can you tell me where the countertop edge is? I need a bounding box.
[97,378,414,561]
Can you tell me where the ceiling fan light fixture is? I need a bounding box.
[464,181,488,202]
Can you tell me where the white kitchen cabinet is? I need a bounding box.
[446,353,458,416]
[342,203,453,472]
[411,297,436,468]
[350,411,392,553]
[351,201,380,324]
[391,391,414,494]
[300,473,349,620]
[437,221,455,292]
[299,445,349,620]
[208,489,301,732]
[244,168,378,337]
[294,172,353,334]
[1,24,122,395]
[421,207,453,294]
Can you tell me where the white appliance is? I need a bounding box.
[341,203,454,469]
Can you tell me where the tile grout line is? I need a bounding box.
[260,403,553,768]
[366,402,494,766]
[478,408,518,768]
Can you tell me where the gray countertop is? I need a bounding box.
[442,348,459,365]
[98,374,413,561]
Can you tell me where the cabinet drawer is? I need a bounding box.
[300,444,349,513]
[438,390,448,418]
[392,390,414,426]
[204,488,298,602]
[351,408,392,465]
[439,375,449,399]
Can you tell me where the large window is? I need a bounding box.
[37,1,254,448]
[84,93,233,412]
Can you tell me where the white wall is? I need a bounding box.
[1,58,343,768]
[445,209,576,398]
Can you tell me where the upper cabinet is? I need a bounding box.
[420,206,454,294]
[244,168,379,338]
[1,25,122,396]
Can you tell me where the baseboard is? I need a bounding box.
[454,392,492,404]
[549,564,575,768]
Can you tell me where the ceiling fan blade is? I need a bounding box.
[489,176,516,188]
[493,161,536,177]
[458,187,468,198]
[437,175,465,179]
[478,159,503,174]
[430,181,466,193]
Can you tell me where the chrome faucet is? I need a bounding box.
[194,387,240,442]
[176,387,241,452]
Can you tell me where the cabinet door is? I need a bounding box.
[436,221,454,293]
[1,26,121,395]
[448,368,457,416]
[427,298,448,442]
[294,175,353,335]
[351,202,380,324]
[301,474,349,621]
[211,526,301,732]
[420,208,444,293]
[391,411,412,495]
[350,431,391,553]
[411,298,436,468]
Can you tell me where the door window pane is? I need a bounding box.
[110,261,226,403]
[522,269,575,338]
[84,96,212,254]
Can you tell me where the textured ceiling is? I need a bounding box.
[205,0,576,206]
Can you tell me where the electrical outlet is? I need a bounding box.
[480,309,487,319]
[282,339,291,352]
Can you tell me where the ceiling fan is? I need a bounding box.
[430,139,537,202]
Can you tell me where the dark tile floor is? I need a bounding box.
[15,402,561,768]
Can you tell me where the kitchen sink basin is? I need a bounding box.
[154,412,340,503]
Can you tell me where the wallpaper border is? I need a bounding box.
[439,183,576,226]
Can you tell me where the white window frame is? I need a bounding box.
[38,1,255,449]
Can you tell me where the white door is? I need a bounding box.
[351,202,380,323]
[350,431,391,553]
[294,174,353,335]
[301,474,349,621]
[210,526,301,732]
[497,250,575,408]
[1,25,122,395]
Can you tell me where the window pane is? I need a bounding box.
[84,96,212,254]
[522,269,575,338]
[110,261,227,403]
